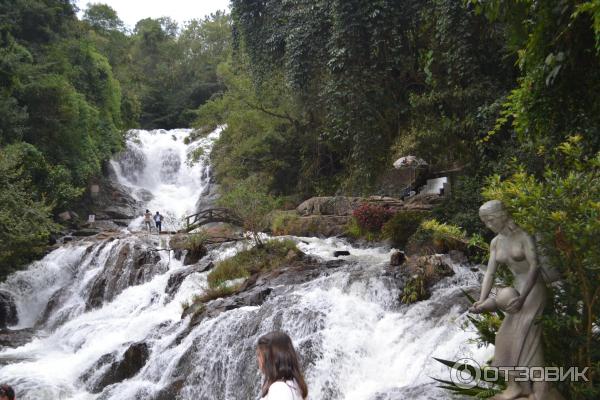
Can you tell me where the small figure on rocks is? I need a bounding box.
[0,384,15,400]
[257,331,308,400]
[144,209,153,232]
[154,211,163,233]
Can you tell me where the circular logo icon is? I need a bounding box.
[449,358,481,389]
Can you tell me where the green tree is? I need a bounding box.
[0,143,59,275]
[217,177,278,247]
[83,2,125,32]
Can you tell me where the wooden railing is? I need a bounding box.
[182,207,242,232]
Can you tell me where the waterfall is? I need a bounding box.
[0,128,492,399]
[110,127,222,231]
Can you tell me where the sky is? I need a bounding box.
[75,0,231,29]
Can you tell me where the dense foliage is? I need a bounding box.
[1,1,599,396]
[194,1,599,398]
[352,203,392,233]
[0,1,230,272]
[197,0,514,196]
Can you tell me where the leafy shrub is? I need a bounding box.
[270,211,300,235]
[401,274,427,304]
[218,176,279,246]
[382,211,429,248]
[185,232,208,252]
[352,203,393,233]
[0,144,60,275]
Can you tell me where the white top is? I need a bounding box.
[260,380,304,400]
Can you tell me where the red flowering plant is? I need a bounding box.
[352,203,394,233]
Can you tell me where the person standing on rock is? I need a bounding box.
[144,209,153,232]
[0,384,15,400]
[154,211,163,233]
[257,331,308,400]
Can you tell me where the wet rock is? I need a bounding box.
[165,259,214,298]
[0,328,35,350]
[195,182,220,213]
[390,251,406,266]
[92,220,122,231]
[134,188,154,202]
[103,206,136,220]
[37,287,67,327]
[183,247,206,266]
[83,342,150,393]
[153,379,185,400]
[73,228,101,237]
[185,256,346,329]
[77,165,141,227]
[86,239,166,310]
[333,250,351,257]
[112,219,131,227]
[0,291,18,328]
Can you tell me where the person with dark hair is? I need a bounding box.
[256,331,308,400]
[154,211,163,233]
[0,384,15,400]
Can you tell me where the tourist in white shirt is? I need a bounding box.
[257,331,308,400]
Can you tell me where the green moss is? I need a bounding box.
[207,239,299,288]
[196,284,241,303]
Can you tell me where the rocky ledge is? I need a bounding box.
[271,194,442,238]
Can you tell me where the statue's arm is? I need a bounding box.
[478,237,498,303]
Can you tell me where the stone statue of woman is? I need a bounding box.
[470,200,564,400]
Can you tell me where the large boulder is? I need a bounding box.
[296,196,405,217]
[81,342,150,393]
[296,196,363,216]
[77,163,142,226]
[165,259,214,298]
[0,291,18,328]
[86,239,165,310]
[0,328,35,350]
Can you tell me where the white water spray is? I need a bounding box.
[111,127,222,231]
[0,128,492,399]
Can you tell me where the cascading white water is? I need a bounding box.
[111,127,223,231]
[0,128,493,399]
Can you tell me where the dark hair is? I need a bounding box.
[0,384,15,400]
[257,331,308,398]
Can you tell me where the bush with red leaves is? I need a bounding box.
[352,203,394,232]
